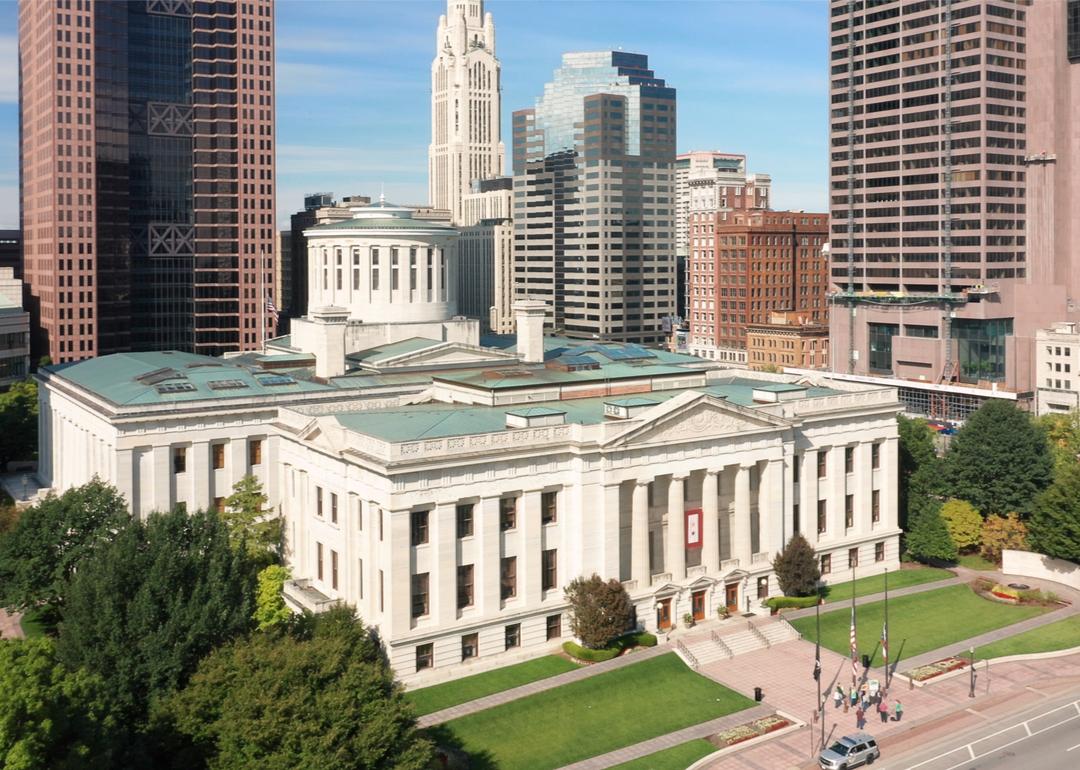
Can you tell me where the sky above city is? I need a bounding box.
[0,0,829,229]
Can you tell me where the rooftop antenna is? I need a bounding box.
[379,183,386,205]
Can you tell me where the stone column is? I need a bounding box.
[151,445,171,514]
[477,496,501,615]
[800,450,817,543]
[733,464,753,566]
[632,480,651,587]
[759,458,784,558]
[854,442,872,536]
[521,490,543,604]
[666,474,686,580]
[191,441,211,512]
[831,446,847,538]
[434,501,458,627]
[702,469,720,574]
[881,437,900,530]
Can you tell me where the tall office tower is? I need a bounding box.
[686,209,828,365]
[512,52,677,345]
[429,0,505,224]
[458,177,514,333]
[18,0,276,363]
[828,0,1080,396]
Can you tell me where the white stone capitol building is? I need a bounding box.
[38,200,901,684]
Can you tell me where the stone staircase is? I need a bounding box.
[676,617,801,669]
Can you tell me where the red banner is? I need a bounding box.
[685,508,703,549]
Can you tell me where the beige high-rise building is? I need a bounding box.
[429,1,505,225]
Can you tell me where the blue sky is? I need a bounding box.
[0,0,829,230]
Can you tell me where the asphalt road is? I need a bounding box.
[882,692,1080,770]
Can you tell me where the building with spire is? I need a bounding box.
[429,1,505,225]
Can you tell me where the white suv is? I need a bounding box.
[818,732,880,769]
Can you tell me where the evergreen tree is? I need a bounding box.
[160,606,432,770]
[897,415,943,529]
[771,533,821,597]
[1028,460,1080,563]
[945,400,1052,515]
[939,498,982,552]
[564,574,634,649]
[55,507,257,724]
[223,475,282,563]
[905,504,958,564]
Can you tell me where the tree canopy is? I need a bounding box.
[772,533,821,597]
[0,479,130,614]
[0,638,117,770]
[897,415,943,529]
[939,498,982,552]
[253,565,292,631]
[55,507,257,724]
[0,379,38,468]
[1028,460,1080,563]
[222,475,282,563]
[159,606,432,770]
[564,574,634,649]
[980,513,1029,564]
[945,400,1052,515]
[905,504,958,564]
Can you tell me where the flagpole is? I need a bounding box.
[816,596,824,749]
[884,567,889,691]
[851,564,857,690]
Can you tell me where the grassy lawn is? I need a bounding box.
[609,740,716,770]
[822,566,953,605]
[406,655,579,716]
[434,653,754,770]
[957,554,998,572]
[791,584,1049,667]
[975,615,1080,661]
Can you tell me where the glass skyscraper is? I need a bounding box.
[512,51,677,345]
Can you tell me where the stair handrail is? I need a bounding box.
[712,629,735,659]
[748,619,771,648]
[675,639,699,669]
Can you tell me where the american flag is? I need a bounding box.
[881,619,888,665]
[266,295,279,323]
[850,605,858,681]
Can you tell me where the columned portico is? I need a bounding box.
[701,470,720,574]
[631,480,650,587]
[666,474,687,580]
[733,463,753,567]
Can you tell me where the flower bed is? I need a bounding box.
[906,656,969,682]
[709,714,791,748]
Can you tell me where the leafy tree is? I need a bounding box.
[945,400,1052,515]
[771,533,821,597]
[1034,410,1080,474]
[0,478,130,615]
[253,565,292,630]
[897,415,943,530]
[159,606,432,770]
[980,513,1029,564]
[223,475,282,562]
[564,574,634,649]
[905,504,958,564]
[55,507,257,724]
[0,379,38,468]
[939,498,982,552]
[1028,460,1080,563]
[0,493,17,536]
[0,638,117,769]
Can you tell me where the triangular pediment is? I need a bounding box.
[297,417,343,454]
[369,342,518,370]
[688,574,717,589]
[604,391,790,449]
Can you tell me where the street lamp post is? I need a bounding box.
[968,646,976,698]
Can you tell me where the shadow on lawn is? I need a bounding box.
[423,724,499,770]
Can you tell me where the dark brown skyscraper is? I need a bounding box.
[19,0,276,363]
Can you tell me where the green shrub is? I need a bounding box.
[632,632,657,648]
[765,595,819,611]
[562,641,619,663]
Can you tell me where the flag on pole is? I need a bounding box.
[265,294,279,323]
[850,605,858,681]
[881,619,888,666]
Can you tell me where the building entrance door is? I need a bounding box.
[691,590,706,622]
[656,598,672,630]
[725,583,739,614]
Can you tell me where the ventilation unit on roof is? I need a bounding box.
[207,379,249,391]
[257,374,296,386]
[155,382,197,394]
[751,384,808,403]
[505,407,566,429]
[603,398,659,419]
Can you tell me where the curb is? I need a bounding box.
[685,710,806,770]
[899,644,1080,688]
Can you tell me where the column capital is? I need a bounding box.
[669,473,689,482]
[705,468,722,477]
[634,478,652,488]
[738,462,755,471]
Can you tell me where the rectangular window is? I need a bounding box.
[316,487,323,517]
[371,247,380,291]
[457,564,474,609]
[461,632,478,661]
[379,509,384,541]
[817,500,827,534]
[501,556,517,600]
[505,623,520,650]
[868,323,899,372]
[214,496,225,514]
[793,456,800,483]
[410,510,430,546]
[212,443,225,470]
[821,554,831,575]
[331,493,338,524]
[358,558,364,598]
[411,573,429,618]
[500,496,517,531]
[391,247,399,290]
[456,503,474,538]
[793,503,800,533]
[317,542,324,581]
[875,542,885,562]
[331,550,338,590]
[845,495,854,529]
[379,569,384,612]
[845,446,854,474]
[871,442,881,470]
[849,547,859,569]
[416,643,433,671]
[173,446,187,474]
[817,450,828,478]
[546,613,562,640]
[409,247,417,294]
[542,549,558,591]
[541,491,558,525]
[757,576,768,599]
[872,490,881,523]
[248,439,262,467]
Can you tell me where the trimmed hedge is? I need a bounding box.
[563,631,658,663]
[765,595,820,611]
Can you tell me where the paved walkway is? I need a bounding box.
[555,704,774,770]
[416,644,669,727]
[0,608,23,640]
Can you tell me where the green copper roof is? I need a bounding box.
[306,217,456,233]
[754,383,807,392]
[347,337,443,363]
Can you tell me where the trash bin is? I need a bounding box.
[754,686,764,702]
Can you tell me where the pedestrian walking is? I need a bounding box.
[878,699,889,723]
[834,685,843,709]
[850,688,858,707]
[894,701,903,722]
[856,706,865,729]
[861,692,869,711]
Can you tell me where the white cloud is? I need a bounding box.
[0,37,17,104]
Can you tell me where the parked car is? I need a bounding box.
[818,732,880,769]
